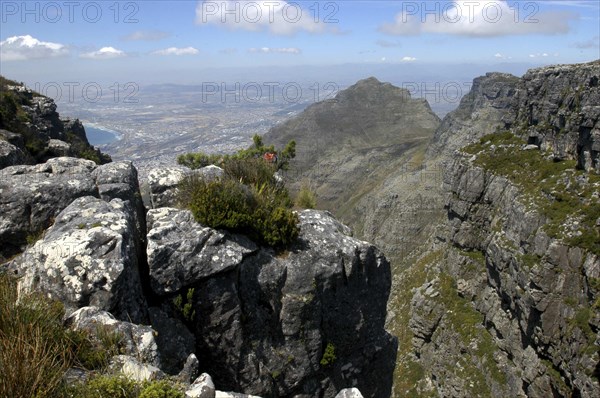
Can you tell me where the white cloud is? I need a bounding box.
[0,35,69,61]
[121,30,170,41]
[401,56,417,62]
[80,47,126,59]
[529,52,559,58]
[152,47,199,56]
[380,0,577,37]
[195,0,333,35]
[494,53,512,59]
[248,47,301,54]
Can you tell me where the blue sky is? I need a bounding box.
[1,1,599,84]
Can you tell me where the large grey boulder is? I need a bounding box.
[0,140,27,169]
[146,165,224,209]
[47,139,72,157]
[10,196,148,323]
[160,209,396,398]
[186,373,215,398]
[93,161,147,258]
[0,158,145,263]
[0,157,98,261]
[146,166,189,209]
[146,207,257,295]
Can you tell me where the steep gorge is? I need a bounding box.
[388,60,600,397]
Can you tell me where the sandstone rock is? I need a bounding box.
[178,353,200,384]
[523,144,539,151]
[111,355,164,382]
[186,373,215,398]
[180,209,396,398]
[197,164,224,181]
[148,307,196,374]
[0,140,27,169]
[10,196,148,323]
[146,166,190,209]
[428,72,520,156]
[146,207,257,295]
[514,61,600,173]
[93,161,147,258]
[47,139,72,157]
[335,388,364,398]
[0,157,98,261]
[146,165,224,209]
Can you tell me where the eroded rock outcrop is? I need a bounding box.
[147,209,397,398]
[10,196,148,323]
[428,72,520,157]
[0,157,99,261]
[0,154,396,397]
[0,158,143,262]
[514,61,600,172]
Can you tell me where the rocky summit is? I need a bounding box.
[263,77,441,231]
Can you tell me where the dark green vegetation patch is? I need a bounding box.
[178,135,299,247]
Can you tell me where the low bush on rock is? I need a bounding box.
[66,376,184,398]
[178,134,299,247]
[179,175,298,247]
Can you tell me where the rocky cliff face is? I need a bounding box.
[1,154,396,396]
[390,60,599,397]
[0,77,110,167]
[145,206,396,397]
[513,62,600,172]
[427,72,520,157]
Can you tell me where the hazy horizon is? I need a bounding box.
[1,1,598,89]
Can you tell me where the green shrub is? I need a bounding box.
[177,134,299,247]
[71,324,124,370]
[179,175,298,247]
[173,288,196,322]
[139,380,184,398]
[177,152,223,170]
[222,157,277,186]
[177,134,296,171]
[320,342,336,367]
[68,374,139,398]
[295,182,317,209]
[181,177,255,231]
[65,375,185,398]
